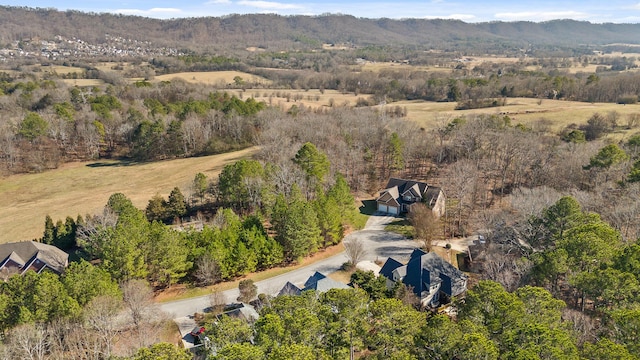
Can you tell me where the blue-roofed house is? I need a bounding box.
[379,249,467,307]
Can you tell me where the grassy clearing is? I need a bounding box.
[0,147,258,244]
[384,219,415,238]
[400,97,640,135]
[156,242,345,302]
[154,71,272,86]
[232,88,361,110]
[60,79,105,87]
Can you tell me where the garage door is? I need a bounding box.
[378,203,388,213]
[388,206,399,215]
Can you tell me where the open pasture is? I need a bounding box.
[232,88,362,110]
[400,97,640,135]
[0,147,257,244]
[154,71,272,86]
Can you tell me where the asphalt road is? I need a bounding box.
[160,213,419,320]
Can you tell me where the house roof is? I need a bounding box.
[303,271,350,292]
[423,187,443,207]
[379,257,404,279]
[218,303,259,322]
[277,281,302,296]
[380,249,467,298]
[305,278,350,292]
[277,272,350,296]
[376,178,435,207]
[0,241,68,274]
[384,178,429,197]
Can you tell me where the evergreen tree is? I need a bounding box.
[166,187,187,221]
[42,215,55,245]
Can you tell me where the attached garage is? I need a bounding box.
[377,203,399,215]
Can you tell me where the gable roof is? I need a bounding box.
[384,178,429,197]
[380,249,467,298]
[277,281,302,296]
[0,241,68,275]
[218,303,259,322]
[303,271,350,292]
[423,187,443,207]
[379,257,404,280]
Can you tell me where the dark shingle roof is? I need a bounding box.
[0,241,68,274]
[381,249,467,298]
[384,178,429,197]
[379,257,404,279]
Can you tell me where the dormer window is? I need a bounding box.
[404,195,412,201]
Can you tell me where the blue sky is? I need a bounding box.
[6,0,640,23]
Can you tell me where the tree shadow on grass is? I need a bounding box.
[359,199,378,215]
[85,160,140,168]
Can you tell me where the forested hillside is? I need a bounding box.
[2,7,640,52]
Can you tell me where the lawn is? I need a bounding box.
[384,218,415,238]
[0,147,258,243]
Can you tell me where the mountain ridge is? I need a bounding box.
[1,6,640,52]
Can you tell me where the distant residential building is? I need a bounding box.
[0,241,68,278]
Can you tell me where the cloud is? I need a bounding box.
[237,1,303,10]
[114,8,182,16]
[424,13,476,21]
[494,11,591,22]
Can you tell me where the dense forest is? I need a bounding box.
[2,7,640,52]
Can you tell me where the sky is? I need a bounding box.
[5,0,640,23]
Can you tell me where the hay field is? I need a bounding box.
[232,88,361,109]
[0,147,257,244]
[359,61,452,73]
[400,98,640,134]
[60,79,105,87]
[154,71,272,86]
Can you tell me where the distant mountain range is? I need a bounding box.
[2,6,640,52]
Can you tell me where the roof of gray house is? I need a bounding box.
[0,241,68,275]
[277,272,350,296]
[218,303,259,322]
[379,257,404,279]
[384,178,429,196]
[380,249,467,298]
[277,281,302,296]
[303,271,350,292]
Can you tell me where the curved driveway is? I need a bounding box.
[160,213,419,319]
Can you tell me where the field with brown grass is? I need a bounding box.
[0,147,257,244]
[154,71,272,86]
[231,88,361,110]
[400,97,640,137]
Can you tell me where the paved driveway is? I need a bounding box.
[161,212,419,319]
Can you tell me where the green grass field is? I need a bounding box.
[0,147,257,244]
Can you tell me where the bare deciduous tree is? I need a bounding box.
[5,323,49,360]
[121,279,156,329]
[408,203,441,252]
[209,288,227,315]
[84,295,124,358]
[194,256,222,286]
[343,237,367,266]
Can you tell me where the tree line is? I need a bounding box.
[199,281,638,360]
[0,76,264,174]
